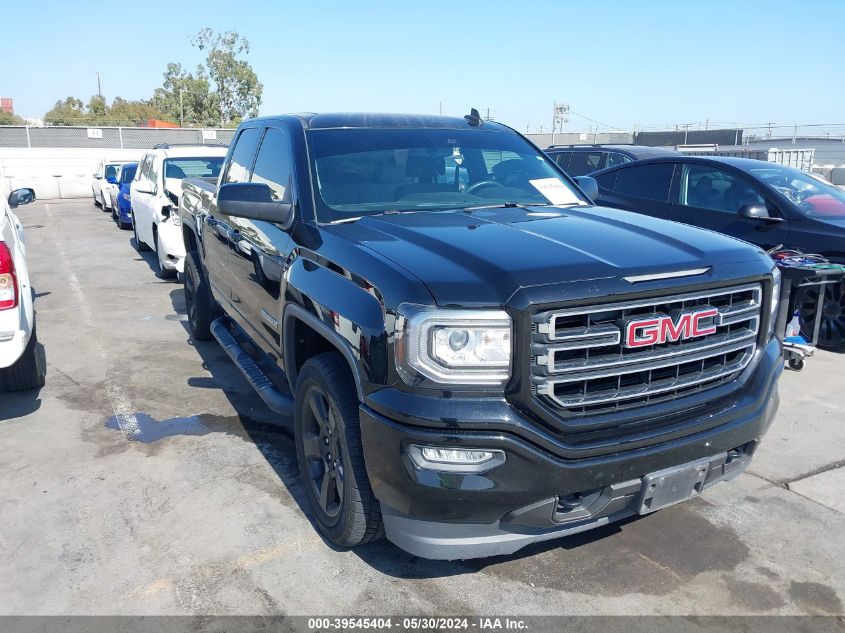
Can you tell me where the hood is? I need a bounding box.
[329,205,766,306]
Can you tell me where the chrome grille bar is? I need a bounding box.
[532,283,763,413]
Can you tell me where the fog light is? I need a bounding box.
[408,445,506,473]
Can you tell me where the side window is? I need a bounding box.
[595,170,618,191]
[224,128,261,184]
[614,163,675,201]
[148,157,160,192]
[552,152,572,170]
[605,152,632,168]
[251,127,295,203]
[136,155,152,183]
[566,151,603,177]
[680,164,765,214]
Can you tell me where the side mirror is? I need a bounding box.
[573,175,599,201]
[739,203,784,223]
[8,188,35,209]
[133,181,155,195]
[94,174,102,179]
[217,183,294,228]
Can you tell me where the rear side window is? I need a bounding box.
[224,128,261,184]
[550,151,572,169]
[566,151,604,177]
[614,163,675,201]
[605,152,632,168]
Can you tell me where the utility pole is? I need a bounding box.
[179,88,185,127]
[552,102,570,145]
[766,122,775,140]
[95,71,102,98]
[439,101,442,115]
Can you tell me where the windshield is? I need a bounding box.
[120,165,137,183]
[750,164,845,218]
[162,157,224,180]
[307,128,586,222]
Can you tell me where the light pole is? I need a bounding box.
[95,71,102,98]
[179,87,185,127]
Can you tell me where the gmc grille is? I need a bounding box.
[531,284,762,416]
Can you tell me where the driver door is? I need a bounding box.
[670,163,789,250]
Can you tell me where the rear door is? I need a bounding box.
[204,127,262,305]
[594,162,676,219]
[670,162,789,250]
[228,125,295,355]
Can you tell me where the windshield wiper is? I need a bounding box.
[462,202,554,212]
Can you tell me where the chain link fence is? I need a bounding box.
[0,126,237,149]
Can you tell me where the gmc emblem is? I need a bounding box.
[624,308,719,348]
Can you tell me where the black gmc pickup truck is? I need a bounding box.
[179,112,783,560]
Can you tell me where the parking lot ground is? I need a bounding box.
[1,199,843,616]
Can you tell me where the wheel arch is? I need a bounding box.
[283,303,366,402]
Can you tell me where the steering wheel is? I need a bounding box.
[466,180,505,195]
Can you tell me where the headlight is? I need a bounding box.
[395,304,511,386]
[769,266,781,337]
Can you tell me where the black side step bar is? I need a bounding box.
[210,316,294,417]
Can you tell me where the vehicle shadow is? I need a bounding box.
[0,339,45,420]
[164,288,646,579]
[132,238,178,281]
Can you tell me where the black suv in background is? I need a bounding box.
[179,113,782,559]
[544,144,680,177]
[590,155,845,349]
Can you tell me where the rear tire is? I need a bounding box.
[184,250,220,341]
[133,219,150,251]
[294,353,383,548]
[1,325,46,392]
[155,231,177,280]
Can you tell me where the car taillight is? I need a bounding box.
[0,242,17,310]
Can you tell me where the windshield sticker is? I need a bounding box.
[529,178,582,206]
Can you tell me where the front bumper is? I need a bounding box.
[360,338,781,560]
[156,221,186,273]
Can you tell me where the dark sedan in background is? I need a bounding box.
[590,156,845,349]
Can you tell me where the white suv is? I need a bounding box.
[1,188,46,391]
[92,160,126,211]
[131,145,227,278]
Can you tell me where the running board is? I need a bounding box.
[210,316,294,417]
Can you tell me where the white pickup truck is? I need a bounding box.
[0,188,46,391]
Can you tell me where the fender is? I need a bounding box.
[283,256,388,399]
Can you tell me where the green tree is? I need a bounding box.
[152,62,219,127]
[192,28,263,126]
[0,110,25,125]
[44,97,86,125]
[109,97,170,126]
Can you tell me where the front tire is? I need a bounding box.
[154,231,176,280]
[184,250,220,341]
[294,353,383,548]
[1,325,46,391]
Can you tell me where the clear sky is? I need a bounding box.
[3,0,844,132]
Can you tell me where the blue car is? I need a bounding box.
[112,162,137,230]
